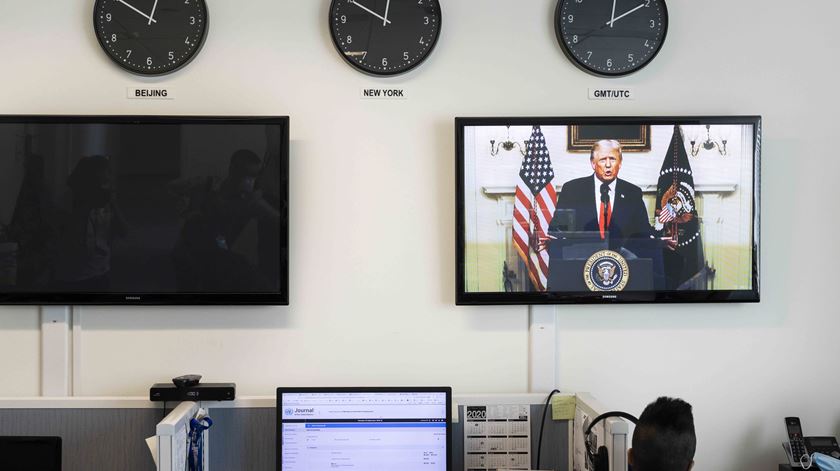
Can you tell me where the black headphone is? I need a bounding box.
[585,411,638,471]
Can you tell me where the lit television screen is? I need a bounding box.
[0,116,288,305]
[456,117,760,304]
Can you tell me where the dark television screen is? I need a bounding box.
[0,116,288,305]
[456,116,760,304]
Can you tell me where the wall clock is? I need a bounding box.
[93,0,208,75]
[329,0,442,76]
[555,0,668,77]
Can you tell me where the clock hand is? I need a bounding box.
[348,0,391,25]
[116,0,157,23]
[609,0,617,27]
[148,0,159,25]
[605,3,647,26]
[383,0,391,26]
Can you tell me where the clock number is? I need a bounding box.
[586,51,592,60]
[185,37,191,45]
[169,51,175,60]
[627,53,634,62]
[645,0,650,5]
[190,16,196,25]
[111,34,117,42]
[106,13,112,22]
[330,0,439,75]
[645,40,650,47]
[607,58,613,67]
[184,0,189,4]
[573,35,578,44]
[567,14,574,23]
[649,20,655,28]
[576,0,583,3]
[126,49,132,58]
[147,57,153,66]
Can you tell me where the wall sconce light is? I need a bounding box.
[690,124,727,157]
[490,125,527,157]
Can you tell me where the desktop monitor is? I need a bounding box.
[0,436,62,471]
[277,387,452,471]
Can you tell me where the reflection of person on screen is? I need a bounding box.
[52,155,127,291]
[544,139,653,250]
[170,149,279,291]
[7,153,54,289]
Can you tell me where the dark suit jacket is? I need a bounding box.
[548,175,654,250]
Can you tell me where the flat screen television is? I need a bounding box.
[456,116,760,304]
[0,116,288,305]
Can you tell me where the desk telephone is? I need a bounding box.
[784,417,840,468]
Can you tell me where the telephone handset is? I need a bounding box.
[785,417,809,467]
[784,417,840,468]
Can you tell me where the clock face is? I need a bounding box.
[329,0,442,76]
[555,0,668,77]
[94,0,208,76]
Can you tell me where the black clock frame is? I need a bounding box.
[553,0,668,77]
[92,0,210,76]
[328,0,442,77]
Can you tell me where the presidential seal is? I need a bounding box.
[583,250,630,291]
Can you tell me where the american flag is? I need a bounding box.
[512,126,556,291]
[658,203,677,223]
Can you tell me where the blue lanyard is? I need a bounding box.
[187,416,213,471]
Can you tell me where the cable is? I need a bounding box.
[800,452,813,469]
[536,389,561,470]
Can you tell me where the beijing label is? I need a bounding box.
[127,87,176,100]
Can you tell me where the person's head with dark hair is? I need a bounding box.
[629,397,696,471]
[225,149,262,195]
[67,155,112,208]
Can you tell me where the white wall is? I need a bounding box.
[0,1,838,470]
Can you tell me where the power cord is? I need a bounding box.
[800,452,813,469]
[536,389,561,470]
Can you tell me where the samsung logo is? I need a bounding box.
[601,295,618,299]
[125,296,141,301]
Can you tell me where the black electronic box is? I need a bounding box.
[150,383,236,402]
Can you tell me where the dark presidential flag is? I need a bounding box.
[512,126,556,291]
[655,125,707,290]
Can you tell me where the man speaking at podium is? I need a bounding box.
[541,139,664,291]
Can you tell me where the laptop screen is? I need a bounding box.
[278,388,450,471]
